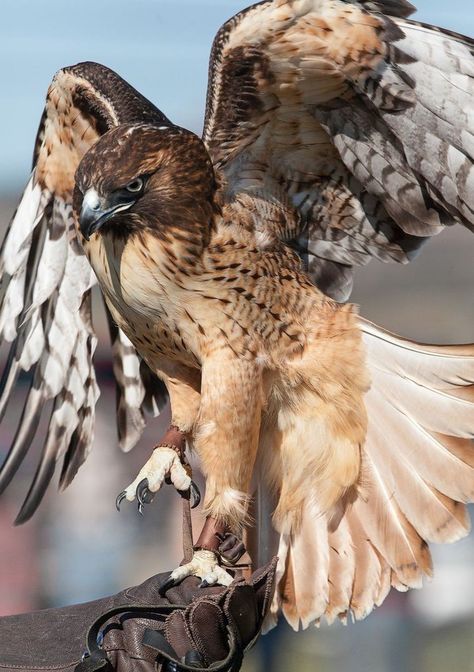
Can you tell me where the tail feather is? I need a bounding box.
[268,319,474,629]
[346,508,391,621]
[361,319,474,383]
[354,449,433,589]
[270,505,329,630]
[431,431,474,469]
[326,515,355,624]
[370,397,474,502]
[283,504,330,629]
[376,371,474,437]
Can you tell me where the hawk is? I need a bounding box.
[1,0,474,628]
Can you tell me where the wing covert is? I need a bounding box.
[203,0,474,300]
[0,62,169,523]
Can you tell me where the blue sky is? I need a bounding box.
[0,0,473,192]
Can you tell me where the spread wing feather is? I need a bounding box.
[204,0,474,300]
[0,63,169,522]
[107,310,168,453]
[270,322,474,629]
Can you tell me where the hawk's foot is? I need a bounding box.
[158,517,248,594]
[159,550,234,595]
[116,445,200,514]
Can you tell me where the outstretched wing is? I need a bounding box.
[204,0,474,300]
[0,62,168,523]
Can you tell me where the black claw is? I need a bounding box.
[216,532,247,565]
[159,576,178,597]
[222,542,246,565]
[190,480,201,509]
[116,491,127,512]
[179,480,201,508]
[136,478,155,506]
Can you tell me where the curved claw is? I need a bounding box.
[180,480,201,509]
[137,478,155,506]
[216,533,246,565]
[159,575,179,597]
[116,491,127,512]
[136,478,156,516]
[190,480,201,509]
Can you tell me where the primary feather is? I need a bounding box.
[0,63,169,522]
[204,0,474,300]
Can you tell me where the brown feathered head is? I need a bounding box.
[74,123,218,241]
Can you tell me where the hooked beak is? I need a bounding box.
[79,189,136,241]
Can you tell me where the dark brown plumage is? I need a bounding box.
[75,124,218,245]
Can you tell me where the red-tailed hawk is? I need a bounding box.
[1,0,474,628]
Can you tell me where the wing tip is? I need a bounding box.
[13,454,57,526]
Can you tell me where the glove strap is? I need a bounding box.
[143,626,243,672]
[155,425,194,563]
[182,492,194,563]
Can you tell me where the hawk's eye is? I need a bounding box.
[126,178,144,193]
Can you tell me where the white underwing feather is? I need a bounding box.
[0,62,171,521]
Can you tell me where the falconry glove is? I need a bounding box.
[0,560,277,672]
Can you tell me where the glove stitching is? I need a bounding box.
[187,600,227,667]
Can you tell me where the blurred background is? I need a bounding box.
[1,1,474,671]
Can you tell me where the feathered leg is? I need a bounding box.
[161,354,264,589]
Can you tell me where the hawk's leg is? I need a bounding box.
[116,425,201,514]
[117,364,202,514]
[161,354,261,590]
[159,517,247,594]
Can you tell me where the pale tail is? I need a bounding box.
[271,319,474,630]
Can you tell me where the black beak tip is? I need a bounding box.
[79,190,137,241]
[79,198,108,241]
[79,210,99,241]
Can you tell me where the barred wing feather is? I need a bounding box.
[0,62,169,523]
[204,0,474,300]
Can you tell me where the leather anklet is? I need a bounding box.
[155,425,187,461]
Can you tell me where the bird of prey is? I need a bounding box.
[1,0,474,629]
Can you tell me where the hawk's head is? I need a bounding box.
[74,123,218,241]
